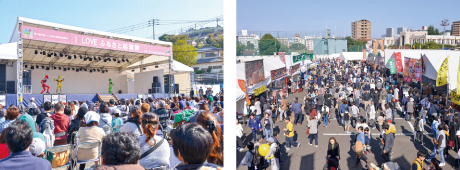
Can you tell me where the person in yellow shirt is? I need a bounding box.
[284,118,300,151]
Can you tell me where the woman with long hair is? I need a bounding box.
[138,112,170,169]
[195,111,223,166]
[327,137,340,167]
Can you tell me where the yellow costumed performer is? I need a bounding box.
[54,75,64,94]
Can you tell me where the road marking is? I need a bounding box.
[322,133,433,136]
[407,121,415,132]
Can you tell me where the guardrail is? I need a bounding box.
[194,73,224,81]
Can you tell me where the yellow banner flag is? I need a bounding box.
[378,40,384,51]
[436,56,449,86]
[452,90,460,106]
[458,61,460,95]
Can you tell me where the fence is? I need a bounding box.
[237,38,315,56]
[348,45,366,52]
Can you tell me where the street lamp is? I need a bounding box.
[441,19,450,50]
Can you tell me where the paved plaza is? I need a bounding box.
[237,92,458,170]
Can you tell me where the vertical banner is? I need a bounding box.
[373,42,378,55]
[452,90,460,105]
[414,59,422,82]
[238,79,251,105]
[394,52,403,72]
[337,58,341,63]
[279,52,286,65]
[245,60,265,86]
[403,57,410,77]
[366,41,373,53]
[436,56,449,86]
[457,61,460,95]
[388,59,396,74]
[362,49,366,60]
[378,40,384,51]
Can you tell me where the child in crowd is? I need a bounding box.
[111,109,123,132]
[364,127,372,155]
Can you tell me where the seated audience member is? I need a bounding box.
[67,107,88,144]
[195,112,224,166]
[50,102,70,146]
[95,132,144,170]
[64,106,74,121]
[98,103,113,135]
[36,101,53,126]
[141,103,150,114]
[119,106,143,137]
[0,104,5,123]
[0,120,52,170]
[29,138,45,158]
[0,130,10,159]
[138,113,170,169]
[73,111,106,170]
[153,100,170,129]
[19,110,45,142]
[111,109,123,132]
[0,106,20,133]
[171,123,222,169]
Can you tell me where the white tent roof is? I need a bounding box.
[0,42,18,60]
[172,60,194,72]
[383,49,460,91]
[338,52,364,62]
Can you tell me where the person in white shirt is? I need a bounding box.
[368,101,376,129]
[28,97,37,109]
[236,119,244,152]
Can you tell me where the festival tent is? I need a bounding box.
[338,52,364,62]
[384,49,460,91]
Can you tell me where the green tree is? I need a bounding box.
[246,41,255,50]
[290,43,306,51]
[214,34,224,49]
[422,41,441,49]
[168,35,190,44]
[173,39,198,66]
[427,25,441,35]
[159,34,170,42]
[237,41,246,55]
[258,34,281,55]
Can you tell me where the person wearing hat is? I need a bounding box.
[28,97,37,109]
[265,137,280,170]
[72,111,106,170]
[407,97,416,121]
[29,138,45,158]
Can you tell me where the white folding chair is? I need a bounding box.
[74,142,101,170]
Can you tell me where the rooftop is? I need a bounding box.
[196,57,223,64]
[197,46,222,53]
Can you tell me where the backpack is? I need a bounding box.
[39,117,55,149]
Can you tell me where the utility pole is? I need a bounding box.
[441,19,450,50]
[152,19,155,40]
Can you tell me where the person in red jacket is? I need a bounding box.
[50,102,70,146]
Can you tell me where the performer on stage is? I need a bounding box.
[41,75,50,94]
[54,75,64,94]
[109,79,114,94]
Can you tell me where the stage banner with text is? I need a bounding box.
[21,26,171,56]
[271,68,287,80]
[394,52,403,72]
[51,95,59,104]
[44,95,51,102]
[245,60,265,86]
[238,79,251,105]
[59,95,67,103]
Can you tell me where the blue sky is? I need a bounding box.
[0,0,223,44]
[237,0,460,38]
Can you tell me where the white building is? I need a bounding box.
[386,27,394,37]
[304,36,315,51]
[276,37,289,46]
[400,30,428,45]
[375,36,400,47]
[237,30,259,49]
[192,46,223,73]
[409,32,460,46]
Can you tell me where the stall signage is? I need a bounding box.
[254,85,267,96]
[271,68,286,80]
[245,60,265,86]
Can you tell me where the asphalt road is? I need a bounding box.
[237,92,458,170]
